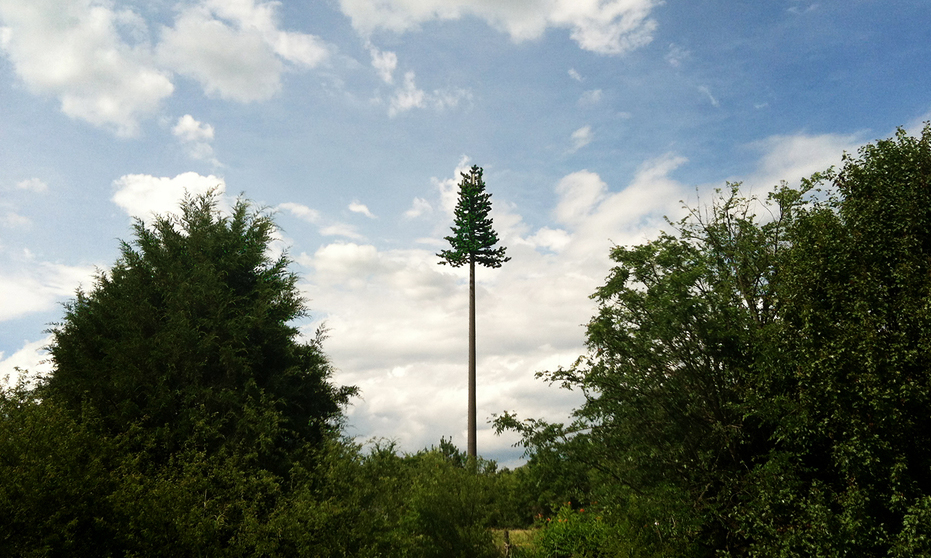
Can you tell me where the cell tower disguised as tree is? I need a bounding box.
[438,165,510,458]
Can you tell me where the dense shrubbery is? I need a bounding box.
[0,383,523,556]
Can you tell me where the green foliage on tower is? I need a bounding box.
[438,165,510,269]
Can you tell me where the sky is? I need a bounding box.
[2,0,931,466]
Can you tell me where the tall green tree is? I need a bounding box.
[43,191,354,468]
[499,183,800,555]
[438,165,510,457]
[768,126,931,555]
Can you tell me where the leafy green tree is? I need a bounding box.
[0,381,120,556]
[438,165,510,457]
[498,125,931,556]
[43,192,353,468]
[498,183,801,554]
[765,126,931,555]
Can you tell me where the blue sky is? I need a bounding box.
[2,0,930,464]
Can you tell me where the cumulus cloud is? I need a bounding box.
[15,178,48,192]
[579,89,603,105]
[349,201,376,218]
[0,336,54,387]
[278,201,365,240]
[0,211,31,228]
[157,7,284,102]
[0,0,174,136]
[0,0,334,133]
[0,254,95,322]
[203,0,331,67]
[172,114,220,165]
[111,171,225,220]
[568,68,583,81]
[157,0,333,102]
[404,197,433,219]
[339,0,659,55]
[554,169,607,226]
[278,201,322,223]
[369,45,398,84]
[389,71,425,116]
[741,131,861,190]
[569,125,594,152]
[387,70,471,117]
[287,154,701,460]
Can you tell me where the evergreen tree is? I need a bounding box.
[43,191,354,468]
[438,165,510,457]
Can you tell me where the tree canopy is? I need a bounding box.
[498,125,931,556]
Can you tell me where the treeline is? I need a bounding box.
[4,126,931,556]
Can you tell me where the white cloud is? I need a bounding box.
[741,132,861,190]
[339,0,659,55]
[404,197,433,219]
[568,68,583,81]
[0,0,334,134]
[579,89,603,105]
[0,336,54,388]
[525,226,571,252]
[320,223,364,240]
[569,125,594,152]
[15,178,48,192]
[386,70,471,116]
[369,45,398,84]
[1,211,31,228]
[278,201,322,223]
[389,71,425,116]
[788,3,819,15]
[555,154,690,260]
[665,42,689,67]
[203,0,331,67]
[156,0,333,102]
[349,201,376,218]
[173,114,215,142]
[111,172,226,220]
[0,274,53,321]
[0,0,174,136]
[157,7,283,102]
[0,254,95,323]
[554,169,607,226]
[172,114,220,165]
[698,85,719,107]
[278,201,364,240]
